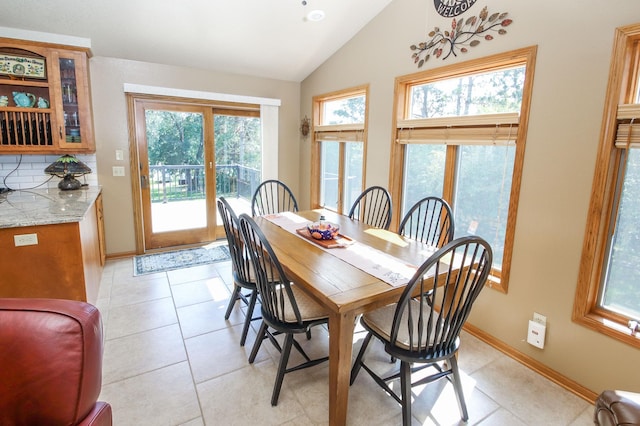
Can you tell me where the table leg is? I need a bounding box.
[328,310,356,426]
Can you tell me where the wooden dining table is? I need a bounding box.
[254,209,437,425]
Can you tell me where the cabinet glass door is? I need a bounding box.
[59,56,81,145]
[55,50,93,151]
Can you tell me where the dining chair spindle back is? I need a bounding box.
[350,235,493,426]
[348,185,392,230]
[251,179,299,216]
[238,213,329,406]
[399,196,454,248]
[218,197,260,347]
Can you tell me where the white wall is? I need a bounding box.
[300,0,640,395]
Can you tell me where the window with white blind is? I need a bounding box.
[311,86,368,214]
[389,47,537,293]
[574,23,640,347]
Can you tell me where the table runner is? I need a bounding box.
[263,212,418,287]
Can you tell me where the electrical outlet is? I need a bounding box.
[112,166,125,177]
[14,233,38,246]
[533,312,546,326]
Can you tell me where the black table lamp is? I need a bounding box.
[44,155,92,190]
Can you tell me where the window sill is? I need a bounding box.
[573,312,640,349]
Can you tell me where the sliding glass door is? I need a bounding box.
[130,96,264,252]
[135,101,215,249]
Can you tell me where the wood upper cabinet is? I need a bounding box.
[0,38,95,153]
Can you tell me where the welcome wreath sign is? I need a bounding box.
[433,0,478,17]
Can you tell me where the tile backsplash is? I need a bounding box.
[0,154,98,190]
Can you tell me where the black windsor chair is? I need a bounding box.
[348,186,392,230]
[238,213,329,406]
[349,236,493,426]
[251,179,299,216]
[398,196,454,248]
[218,197,260,347]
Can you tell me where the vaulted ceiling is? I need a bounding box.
[0,0,393,82]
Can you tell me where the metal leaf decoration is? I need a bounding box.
[410,6,513,67]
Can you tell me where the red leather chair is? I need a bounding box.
[595,390,640,426]
[0,298,112,425]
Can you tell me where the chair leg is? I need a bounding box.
[449,355,469,421]
[350,332,373,385]
[224,284,242,320]
[272,333,294,406]
[249,321,267,363]
[239,290,258,347]
[291,337,312,362]
[400,361,412,426]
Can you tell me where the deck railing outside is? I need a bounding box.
[149,164,261,203]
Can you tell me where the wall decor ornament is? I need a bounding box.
[300,115,310,138]
[410,6,512,67]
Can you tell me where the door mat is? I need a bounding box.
[133,245,230,276]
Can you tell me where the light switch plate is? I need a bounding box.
[527,320,546,349]
[112,166,125,177]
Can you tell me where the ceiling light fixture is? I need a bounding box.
[307,9,325,22]
[302,0,325,22]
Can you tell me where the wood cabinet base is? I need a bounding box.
[0,202,103,303]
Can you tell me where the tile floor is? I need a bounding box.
[96,256,595,426]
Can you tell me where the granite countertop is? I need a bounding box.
[0,187,102,229]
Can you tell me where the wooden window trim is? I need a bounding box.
[573,24,640,348]
[389,46,537,294]
[311,85,369,211]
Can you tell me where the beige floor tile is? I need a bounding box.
[471,356,592,425]
[167,263,220,285]
[474,407,528,425]
[103,324,187,385]
[105,297,177,340]
[569,406,596,426]
[457,330,505,374]
[178,418,204,426]
[109,274,172,308]
[97,257,596,426]
[177,299,240,338]
[171,276,230,308]
[185,324,269,383]
[197,360,306,425]
[280,414,318,425]
[100,362,201,426]
[408,372,499,425]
